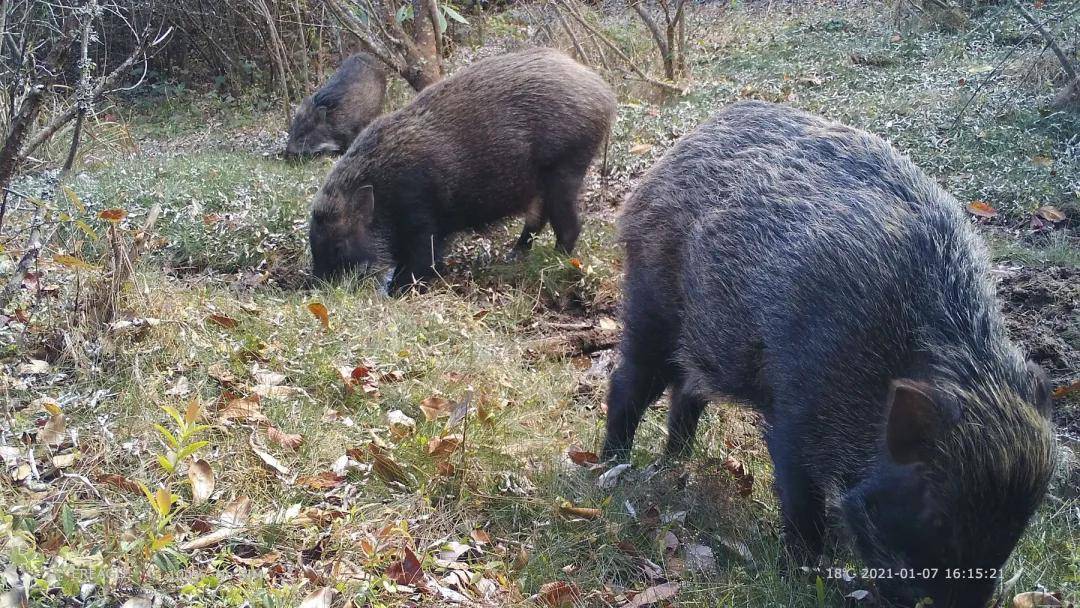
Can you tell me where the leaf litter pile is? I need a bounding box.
[2,4,1079,608]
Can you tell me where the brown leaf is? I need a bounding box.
[537,581,581,607]
[1031,155,1054,168]
[218,397,267,424]
[428,434,462,459]
[420,396,452,421]
[367,443,414,488]
[967,200,998,218]
[1035,205,1066,223]
[626,582,680,608]
[1052,380,1080,399]
[307,302,330,330]
[388,410,417,440]
[721,455,754,497]
[470,529,491,544]
[207,314,239,329]
[99,474,142,493]
[267,425,303,450]
[567,448,599,467]
[557,501,602,520]
[296,471,344,490]
[629,143,654,155]
[568,258,583,270]
[98,208,127,223]
[386,546,425,586]
[1012,591,1063,608]
[188,459,215,505]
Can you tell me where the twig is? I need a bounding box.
[86,203,161,325]
[551,2,589,65]
[554,0,683,94]
[0,193,52,310]
[1011,0,1077,82]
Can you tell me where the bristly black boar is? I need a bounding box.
[603,101,1056,607]
[308,47,616,291]
[285,53,386,157]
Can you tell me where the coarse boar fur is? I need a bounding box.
[285,53,386,157]
[603,101,1056,608]
[308,47,616,291]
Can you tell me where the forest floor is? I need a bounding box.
[1,2,1078,607]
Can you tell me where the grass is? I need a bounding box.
[1,2,1078,607]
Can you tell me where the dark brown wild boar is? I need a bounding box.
[308,47,616,291]
[603,101,1057,608]
[285,53,386,157]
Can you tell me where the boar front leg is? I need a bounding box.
[390,233,445,294]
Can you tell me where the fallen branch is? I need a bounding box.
[526,327,620,359]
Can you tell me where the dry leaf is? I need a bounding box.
[218,397,267,423]
[428,434,462,459]
[296,471,344,490]
[51,453,76,468]
[471,529,491,544]
[1034,206,1066,223]
[368,443,414,488]
[626,582,680,608]
[721,455,754,497]
[307,302,330,330]
[1031,155,1054,168]
[386,547,425,586]
[1012,592,1063,608]
[18,359,49,375]
[251,442,290,476]
[267,425,303,450]
[629,142,654,155]
[537,581,581,607]
[39,414,66,446]
[298,587,336,608]
[598,463,631,490]
[1052,380,1080,399]
[683,543,716,573]
[99,474,142,493]
[98,209,127,222]
[568,258,583,270]
[567,449,599,466]
[558,501,602,520]
[188,459,215,504]
[387,410,416,440]
[967,201,998,218]
[220,496,252,527]
[207,314,239,329]
[420,396,452,421]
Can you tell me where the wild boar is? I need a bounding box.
[285,53,386,157]
[308,47,616,291]
[603,101,1056,608]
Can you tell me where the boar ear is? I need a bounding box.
[885,380,959,465]
[316,104,329,120]
[1026,361,1052,418]
[356,185,375,217]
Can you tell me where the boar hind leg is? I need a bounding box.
[541,164,587,254]
[767,426,827,564]
[665,380,708,458]
[602,355,668,461]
